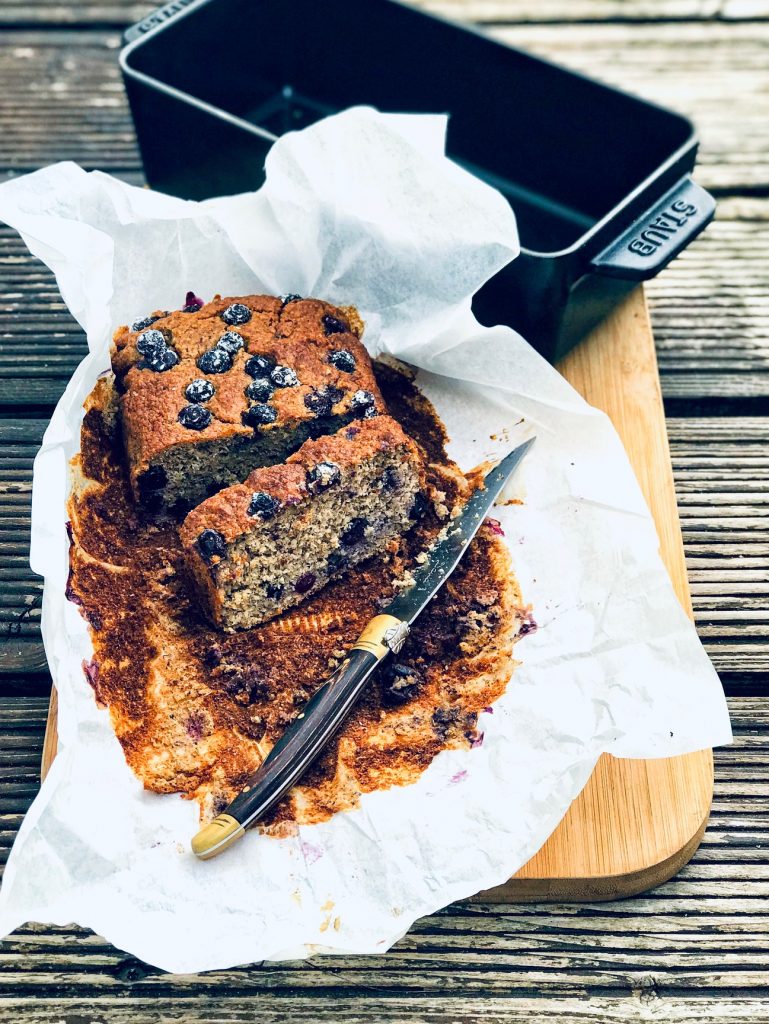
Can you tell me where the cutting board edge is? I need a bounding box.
[476,793,711,903]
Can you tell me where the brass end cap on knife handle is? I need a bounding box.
[191,813,245,860]
[352,614,410,659]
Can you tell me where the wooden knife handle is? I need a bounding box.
[191,614,408,859]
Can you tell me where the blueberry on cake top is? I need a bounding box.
[111,295,382,515]
[179,416,425,632]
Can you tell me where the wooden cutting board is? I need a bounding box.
[40,285,713,901]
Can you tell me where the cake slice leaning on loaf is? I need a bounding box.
[179,416,426,631]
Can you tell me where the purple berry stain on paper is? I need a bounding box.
[82,658,99,689]
[65,521,85,606]
[449,769,468,785]
[65,572,82,607]
[300,840,324,865]
[485,518,505,536]
[517,607,538,638]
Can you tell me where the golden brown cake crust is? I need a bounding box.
[112,294,385,502]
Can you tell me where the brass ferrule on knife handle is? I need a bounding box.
[353,614,411,659]
[191,613,409,860]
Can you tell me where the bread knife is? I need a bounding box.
[191,436,535,859]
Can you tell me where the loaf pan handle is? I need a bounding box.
[591,176,715,282]
[123,0,199,43]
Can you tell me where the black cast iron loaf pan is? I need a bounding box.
[120,0,715,364]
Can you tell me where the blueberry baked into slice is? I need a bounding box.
[179,416,426,631]
[111,294,384,517]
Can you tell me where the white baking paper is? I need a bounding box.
[0,107,731,973]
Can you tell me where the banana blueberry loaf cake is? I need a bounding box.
[112,294,385,516]
[179,415,425,631]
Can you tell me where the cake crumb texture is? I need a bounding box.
[180,416,425,631]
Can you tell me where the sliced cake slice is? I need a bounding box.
[179,416,425,632]
[112,294,385,517]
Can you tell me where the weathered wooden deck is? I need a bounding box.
[1,1,768,1020]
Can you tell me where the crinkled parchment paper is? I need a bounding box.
[0,108,731,972]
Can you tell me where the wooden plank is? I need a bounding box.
[427,0,769,21]
[487,21,769,194]
[0,725,768,1017]
[0,1000,767,1024]
[0,419,44,664]
[0,643,47,674]
[434,0,769,19]
[438,0,769,18]
[3,0,769,28]
[668,415,769,670]
[0,32,138,177]
[0,1,151,26]
[649,199,769,400]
